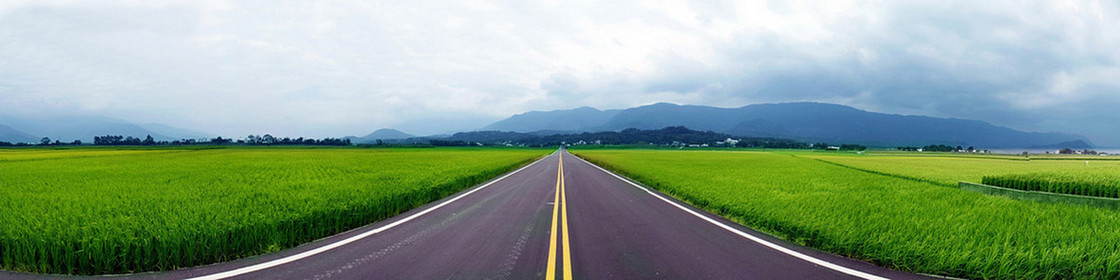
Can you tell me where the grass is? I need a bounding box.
[982,168,1120,198]
[571,149,1120,279]
[0,147,546,275]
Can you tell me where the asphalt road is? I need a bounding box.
[3,150,926,280]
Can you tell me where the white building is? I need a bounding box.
[718,138,739,146]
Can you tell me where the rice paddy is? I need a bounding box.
[805,153,1120,186]
[982,168,1120,198]
[571,149,1120,279]
[0,147,546,275]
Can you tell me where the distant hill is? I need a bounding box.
[440,126,806,148]
[481,102,1091,148]
[1029,140,1095,150]
[600,103,742,133]
[347,128,416,143]
[0,116,181,143]
[0,123,36,143]
[482,106,620,132]
[445,131,538,143]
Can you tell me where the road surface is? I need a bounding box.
[3,151,925,279]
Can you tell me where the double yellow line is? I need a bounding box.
[546,153,572,280]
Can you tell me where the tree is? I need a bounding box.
[143,135,156,145]
[211,136,231,144]
[262,134,276,145]
[95,135,125,145]
[40,137,51,145]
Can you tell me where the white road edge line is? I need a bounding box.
[186,154,551,280]
[568,153,890,280]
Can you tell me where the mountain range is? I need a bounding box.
[484,106,621,132]
[345,129,416,143]
[0,116,210,143]
[1,102,1095,149]
[0,123,36,143]
[478,102,1091,148]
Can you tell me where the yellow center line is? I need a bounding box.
[546,153,561,279]
[546,152,573,280]
[560,153,573,280]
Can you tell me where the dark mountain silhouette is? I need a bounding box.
[481,102,1091,148]
[445,131,537,143]
[439,126,808,148]
[1029,140,1095,150]
[347,128,416,143]
[482,106,620,132]
[600,103,743,132]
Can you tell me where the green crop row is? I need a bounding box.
[572,149,1120,279]
[982,171,1120,198]
[805,154,1120,186]
[0,147,546,275]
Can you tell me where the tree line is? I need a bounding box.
[811,143,868,151]
[93,134,350,146]
[0,141,37,147]
[896,144,981,152]
[0,137,83,147]
[12,134,353,146]
[1057,148,1101,155]
[238,134,351,146]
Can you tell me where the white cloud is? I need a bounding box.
[0,0,1118,144]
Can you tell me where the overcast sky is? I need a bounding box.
[1,1,1118,145]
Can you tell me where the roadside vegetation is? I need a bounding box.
[572,149,1120,279]
[0,147,545,275]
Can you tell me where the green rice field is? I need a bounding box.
[571,149,1120,279]
[982,169,1120,198]
[805,153,1120,186]
[0,147,546,275]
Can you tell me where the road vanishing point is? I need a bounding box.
[5,150,927,280]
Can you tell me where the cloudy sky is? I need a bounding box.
[1,1,1118,145]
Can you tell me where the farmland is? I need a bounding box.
[982,169,1120,198]
[805,153,1120,186]
[0,147,546,275]
[571,149,1120,279]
